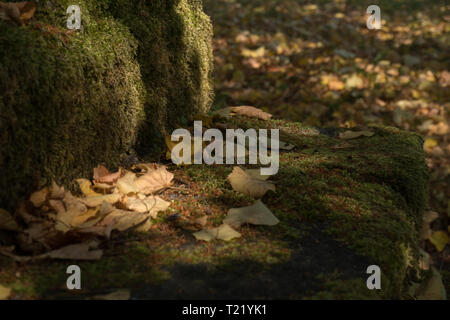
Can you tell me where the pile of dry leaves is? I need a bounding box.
[0,163,174,261]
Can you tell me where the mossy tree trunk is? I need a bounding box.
[0,0,213,210]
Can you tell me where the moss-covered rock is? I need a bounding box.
[0,0,213,210]
[0,117,429,299]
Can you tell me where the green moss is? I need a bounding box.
[0,116,429,299]
[0,0,213,210]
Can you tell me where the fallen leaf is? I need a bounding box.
[93,165,121,184]
[29,187,48,207]
[80,194,121,208]
[0,1,35,26]
[193,224,241,242]
[339,130,374,139]
[99,210,149,238]
[45,242,103,261]
[116,172,140,195]
[0,284,11,300]
[224,200,279,228]
[231,106,272,120]
[227,167,275,198]
[345,74,364,89]
[135,167,174,194]
[0,208,20,231]
[76,179,101,197]
[71,207,100,227]
[122,196,170,218]
[429,231,449,252]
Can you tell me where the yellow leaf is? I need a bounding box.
[76,179,101,197]
[423,138,437,151]
[71,207,100,227]
[429,231,449,252]
[227,167,275,198]
[0,284,11,300]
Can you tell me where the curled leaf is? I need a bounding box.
[227,167,275,198]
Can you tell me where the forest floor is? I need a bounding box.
[0,0,448,299]
[203,0,450,291]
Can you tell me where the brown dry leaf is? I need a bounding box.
[17,1,36,22]
[29,187,48,207]
[193,224,241,242]
[76,179,101,197]
[45,241,103,261]
[339,130,374,139]
[116,172,140,195]
[135,167,174,194]
[90,289,131,300]
[0,284,11,300]
[0,208,20,231]
[224,200,279,228]
[227,167,275,198]
[122,196,170,218]
[231,106,272,120]
[80,194,121,208]
[93,165,121,184]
